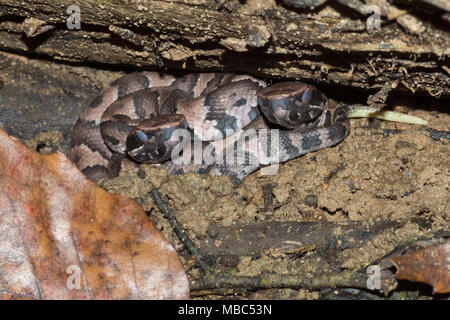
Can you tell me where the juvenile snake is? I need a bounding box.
[71,72,350,182]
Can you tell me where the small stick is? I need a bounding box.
[347,105,427,125]
[150,188,211,275]
[190,271,369,295]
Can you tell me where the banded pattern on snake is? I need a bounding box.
[71,72,350,182]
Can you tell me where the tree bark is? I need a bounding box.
[0,0,448,98]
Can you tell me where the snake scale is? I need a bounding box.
[71,72,350,182]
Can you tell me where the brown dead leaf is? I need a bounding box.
[391,238,450,294]
[0,127,189,299]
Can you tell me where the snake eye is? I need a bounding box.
[135,130,148,142]
[302,88,326,106]
[301,89,311,102]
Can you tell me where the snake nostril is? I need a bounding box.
[291,111,301,121]
[149,143,167,161]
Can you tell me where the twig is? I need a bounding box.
[190,272,369,295]
[346,106,427,125]
[150,188,211,275]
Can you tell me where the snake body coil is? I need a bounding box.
[71,72,350,182]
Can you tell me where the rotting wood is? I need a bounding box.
[0,0,448,98]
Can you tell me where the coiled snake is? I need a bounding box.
[71,72,350,182]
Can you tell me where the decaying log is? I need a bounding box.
[0,0,448,98]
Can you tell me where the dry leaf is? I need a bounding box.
[391,238,450,294]
[0,127,189,299]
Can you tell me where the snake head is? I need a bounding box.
[126,114,188,163]
[257,82,327,129]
